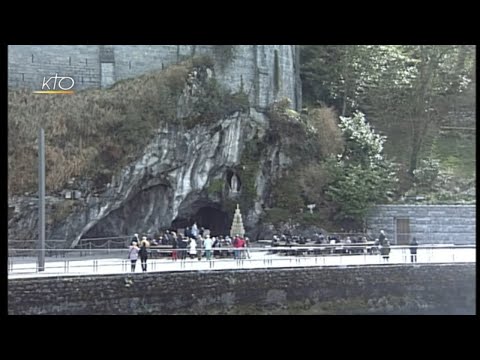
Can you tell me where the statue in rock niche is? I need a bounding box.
[230,174,240,193]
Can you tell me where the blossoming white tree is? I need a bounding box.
[325,111,398,229]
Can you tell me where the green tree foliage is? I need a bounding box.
[298,162,331,206]
[405,158,476,204]
[412,158,441,190]
[271,174,304,210]
[190,78,249,127]
[301,45,379,115]
[301,45,475,191]
[339,111,387,166]
[324,112,398,228]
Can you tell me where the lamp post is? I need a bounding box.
[38,128,45,271]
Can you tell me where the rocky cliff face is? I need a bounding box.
[8,80,303,247]
[8,47,310,247]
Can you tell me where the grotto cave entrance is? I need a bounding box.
[171,206,231,236]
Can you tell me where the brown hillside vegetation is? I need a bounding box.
[307,106,344,157]
[8,58,213,196]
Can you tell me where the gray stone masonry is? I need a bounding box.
[8,45,300,110]
[8,263,475,315]
[367,205,476,244]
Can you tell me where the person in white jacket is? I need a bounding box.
[189,238,197,259]
[128,242,140,272]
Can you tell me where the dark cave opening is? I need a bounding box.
[171,206,231,236]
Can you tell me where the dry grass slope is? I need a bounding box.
[8,61,198,196]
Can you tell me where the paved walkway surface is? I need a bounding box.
[8,247,475,279]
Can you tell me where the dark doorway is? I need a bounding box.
[171,206,231,236]
[395,218,410,245]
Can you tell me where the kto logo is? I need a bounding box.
[33,74,75,94]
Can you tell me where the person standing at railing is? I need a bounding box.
[380,240,391,262]
[239,235,246,258]
[139,237,150,272]
[345,237,353,254]
[328,236,336,254]
[244,237,251,259]
[191,223,199,238]
[189,237,197,259]
[178,234,188,260]
[233,235,241,259]
[128,242,140,272]
[409,237,418,263]
[360,236,368,254]
[204,235,213,260]
[163,230,171,245]
[379,230,386,246]
[196,235,204,261]
[171,233,178,261]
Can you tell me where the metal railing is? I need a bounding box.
[8,236,132,254]
[9,230,473,252]
[302,232,474,245]
[7,244,475,277]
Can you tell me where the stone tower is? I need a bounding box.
[230,204,245,238]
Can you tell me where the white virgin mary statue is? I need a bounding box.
[231,174,239,193]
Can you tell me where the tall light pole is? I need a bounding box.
[38,128,45,271]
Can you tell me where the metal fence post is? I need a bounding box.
[37,128,45,271]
